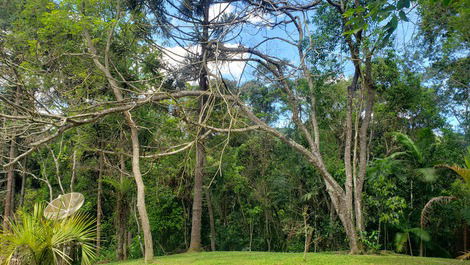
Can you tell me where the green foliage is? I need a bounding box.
[342,0,416,45]
[0,203,96,265]
[1,0,468,260]
[360,230,382,253]
[392,132,424,164]
[394,228,430,253]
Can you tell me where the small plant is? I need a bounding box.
[360,230,382,253]
[0,203,96,265]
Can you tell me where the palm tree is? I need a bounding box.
[0,203,96,265]
[391,132,439,184]
[103,176,135,260]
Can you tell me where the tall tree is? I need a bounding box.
[174,0,417,252]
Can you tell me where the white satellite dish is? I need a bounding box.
[44,192,85,220]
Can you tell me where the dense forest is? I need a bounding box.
[0,0,469,264]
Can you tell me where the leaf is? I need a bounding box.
[464,147,470,168]
[399,11,409,22]
[443,0,453,6]
[440,165,470,183]
[416,168,438,182]
[388,151,408,159]
[461,207,470,225]
[457,251,470,260]
[0,203,96,265]
[343,26,364,36]
[392,132,423,164]
[421,196,457,227]
[409,228,430,242]
[387,15,399,33]
[394,232,409,252]
[381,4,396,12]
[342,8,356,18]
[345,17,360,26]
[397,0,411,10]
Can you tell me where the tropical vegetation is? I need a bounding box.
[0,0,468,264]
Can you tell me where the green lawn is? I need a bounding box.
[105,251,469,265]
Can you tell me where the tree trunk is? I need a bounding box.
[3,86,20,229]
[128,125,153,261]
[205,188,216,251]
[189,0,209,252]
[303,206,313,261]
[86,30,154,262]
[189,140,205,251]
[96,152,104,255]
[333,195,361,254]
[117,193,124,260]
[19,165,25,207]
[3,139,17,229]
[117,151,129,260]
[355,81,375,235]
[70,151,77,192]
[464,222,468,255]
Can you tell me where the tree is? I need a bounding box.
[174,0,417,252]
[0,0,199,261]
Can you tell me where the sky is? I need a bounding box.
[159,1,421,87]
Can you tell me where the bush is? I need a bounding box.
[0,203,96,265]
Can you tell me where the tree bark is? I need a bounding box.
[3,139,17,228]
[70,151,77,192]
[96,152,104,255]
[189,0,209,252]
[205,188,216,251]
[19,169,25,207]
[3,85,20,229]
[189,141,205,251]
[86,30,154,261]
[117,152,129,260]
[355,57,375,234]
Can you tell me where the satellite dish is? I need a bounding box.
[44,192,85,220]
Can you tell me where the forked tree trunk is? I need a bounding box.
[330,192,361,253]
[86,30,154,261]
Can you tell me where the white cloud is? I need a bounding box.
[161,43,248,82]
[209,3,234,22]
[246,10,274,25]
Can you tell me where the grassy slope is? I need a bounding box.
[106,251,469,265]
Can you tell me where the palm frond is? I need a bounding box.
[0,203,96,265]
[420,196,457,229]
[103,176,135,195]
[394,232,409,252]
[408,228,430,242]
[457,251,470,260]
[392,132,424,164]
[464,147,470,169]
[447,166,470,183]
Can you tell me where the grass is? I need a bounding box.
[105,251,470,265]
